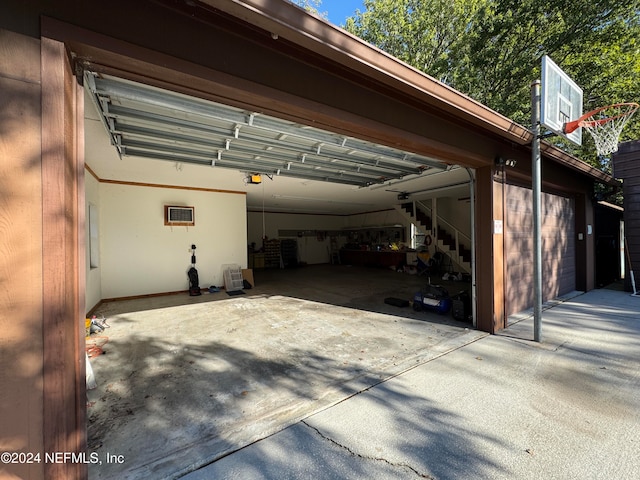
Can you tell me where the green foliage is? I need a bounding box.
[288,0,328,19]
[344,0,640,173]
[345,0,482,76]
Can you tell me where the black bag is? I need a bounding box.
[188,267,201,296]
[384,297,409,307]
[451,290,471,322]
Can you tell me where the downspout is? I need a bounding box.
[466,168,477,328]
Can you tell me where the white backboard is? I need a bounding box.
[541,55,583,146]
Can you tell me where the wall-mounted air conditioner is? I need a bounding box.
[164,205,195,226]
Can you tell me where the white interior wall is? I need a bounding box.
[247,211,346,264]
[435,197,472,238]
[87,186,469,303]
[99,182,247,299]
[291,235,332,264]
[85,172,102,313]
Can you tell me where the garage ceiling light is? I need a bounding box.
[85,72,447,187]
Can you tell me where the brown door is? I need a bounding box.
[504,184,576,316]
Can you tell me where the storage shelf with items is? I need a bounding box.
[341,226,405,251]
[280,239,298,268]
[263,239,281,268]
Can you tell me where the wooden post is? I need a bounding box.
[41,36,87,480]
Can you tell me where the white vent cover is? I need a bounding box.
[164,206,195,226]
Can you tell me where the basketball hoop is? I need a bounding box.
[563,102,639,156]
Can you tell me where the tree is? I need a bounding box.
[456,0,640,168]
[344,0,640,172]
[345,0,482,79]
[288,0,328,19]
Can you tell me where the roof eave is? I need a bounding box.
[541,142,619,186]
[205,0,532,144]
[204,0,616,186]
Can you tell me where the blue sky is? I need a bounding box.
[320,0,365,26]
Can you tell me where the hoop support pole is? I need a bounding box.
[531,80,543,342]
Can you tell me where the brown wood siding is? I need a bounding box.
[613,140,640,180]
[623,182,640,288]
[613,141,640,291]
[504,184,576,316]
[0,29,45,480]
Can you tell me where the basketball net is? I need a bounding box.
[563,103,639,156]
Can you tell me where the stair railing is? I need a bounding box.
[414,200,471,270]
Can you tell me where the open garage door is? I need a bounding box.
[83,68,478,479]
[83,71,476,299]
[84,72,449,190]
[504,184,576,317]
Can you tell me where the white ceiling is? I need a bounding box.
[84,75,473,215]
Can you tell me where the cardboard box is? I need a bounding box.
[242,268,255,288]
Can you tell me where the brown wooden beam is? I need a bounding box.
[475,166,503,333]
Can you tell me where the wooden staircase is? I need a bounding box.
[397,202,471,273]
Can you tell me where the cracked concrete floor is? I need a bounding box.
[87,265,481,479]
[181,285,640,480]
[187,420,430,480]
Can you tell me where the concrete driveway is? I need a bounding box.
[182,284,640,480]
[87,265,481,479]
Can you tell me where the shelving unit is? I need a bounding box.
[280,239,298,268]
[263,239,281,268]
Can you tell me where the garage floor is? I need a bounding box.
[87,265,484,480]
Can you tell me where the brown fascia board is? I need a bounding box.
[205,0,616,187]
[540,143,619,187]
[205,0,531,143]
